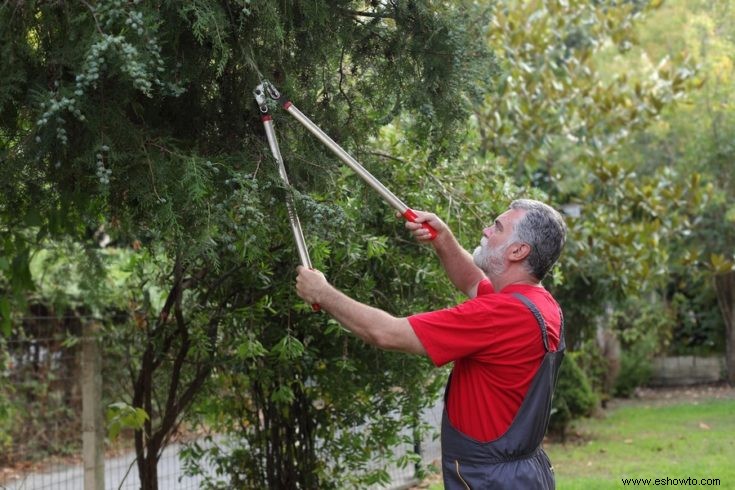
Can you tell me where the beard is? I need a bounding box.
[473,237,509,277]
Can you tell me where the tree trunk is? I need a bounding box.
[141,452,158,490]
[714,271,735,385]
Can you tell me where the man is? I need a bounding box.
[295,199,567,489]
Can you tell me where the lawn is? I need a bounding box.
[426,389,735,489]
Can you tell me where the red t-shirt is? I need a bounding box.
[408,279,562,442]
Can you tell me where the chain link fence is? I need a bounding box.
[1,317,441,490]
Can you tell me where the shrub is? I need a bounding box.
[549,353,597,441]
[574,338,617,406]
[613,343,654,398]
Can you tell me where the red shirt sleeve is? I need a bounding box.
[408,279,498,367]
[475,278,494,296]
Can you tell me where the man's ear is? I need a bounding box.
[509,242,531,262]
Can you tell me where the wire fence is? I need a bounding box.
[0,318,441,490]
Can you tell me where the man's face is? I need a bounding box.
[472,208,524,277]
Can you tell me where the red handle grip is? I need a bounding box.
[402,209,437,240]
[307,268,321,312]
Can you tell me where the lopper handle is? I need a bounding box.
[402,209,438,240]
[309,269,321,312]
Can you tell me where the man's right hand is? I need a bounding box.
[403,210,449,243]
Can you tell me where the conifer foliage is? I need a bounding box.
[1,1,495,488]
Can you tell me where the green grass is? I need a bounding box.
[427,398,735,489]
[547,398,735,488]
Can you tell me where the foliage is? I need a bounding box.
[668,283,724,355]
[0,318,83,465]
[549,353,597,441]
[572,338,613,404]
[0,338,15,457]
[470,0,708,353]
[479,0,690,175]
[612,0,735,355]
[0,0,497,487]
[613,348,653,399]
[107,401,150,441]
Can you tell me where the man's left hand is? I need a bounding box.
[295,266,329,304]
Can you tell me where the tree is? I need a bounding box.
[472,0,706,352]
[614,0,735,378]
[714,272,735,384]
[1,0,496,487]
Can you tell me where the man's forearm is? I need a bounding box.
[317,285,426,355]
[432,233,485,298]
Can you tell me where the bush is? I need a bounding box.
[549,353,597,441]
[613,342,653,398]
[574,338,617,406]
[0,343,17,463]
[611,296,668,397]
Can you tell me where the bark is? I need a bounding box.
[713,271,735,385]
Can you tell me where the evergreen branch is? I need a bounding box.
[338,45,354,124]
[80,0,104,35]
[368,151,486,222]
[366,150,406,164]
[337,8,395,20]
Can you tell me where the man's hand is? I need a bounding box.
[402,210,449,243]
[295,266,329,304]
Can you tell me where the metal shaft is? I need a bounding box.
[283,103,410,214]
[262,117,313,269]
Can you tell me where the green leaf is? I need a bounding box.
[106,402,150,441]
[236,338,268,360]
[366,236,388,259]
[24,208,42,227]
[270,385,294,404]
[271,335,305,361]
[0,298,11,337]
[709,254,734,274]
[11,250,34,292]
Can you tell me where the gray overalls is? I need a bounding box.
[441,293,565,489]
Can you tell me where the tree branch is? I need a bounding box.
[337,7,395,19]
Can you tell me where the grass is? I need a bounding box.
[547,398,735,489]
[426,395,735,489]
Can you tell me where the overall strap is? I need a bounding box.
[557,304,566,351]
[512,292,551,352]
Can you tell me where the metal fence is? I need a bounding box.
[1,318,239,490]
[0,318,441,490]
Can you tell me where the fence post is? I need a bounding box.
[82,320,105,490]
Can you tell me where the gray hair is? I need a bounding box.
[509,199,567,280]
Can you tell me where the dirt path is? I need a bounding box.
[609,382,735,409]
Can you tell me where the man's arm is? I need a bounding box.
[405,211,485,298]
[295,267,426,355]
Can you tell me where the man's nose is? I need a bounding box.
[483,227,492,238]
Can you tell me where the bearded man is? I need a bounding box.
[296,199,567,489]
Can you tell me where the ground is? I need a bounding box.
[613,383,735,407]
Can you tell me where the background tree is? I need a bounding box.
[610,0,735,381]
[468,0,714,413]
[476,0,702,345]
